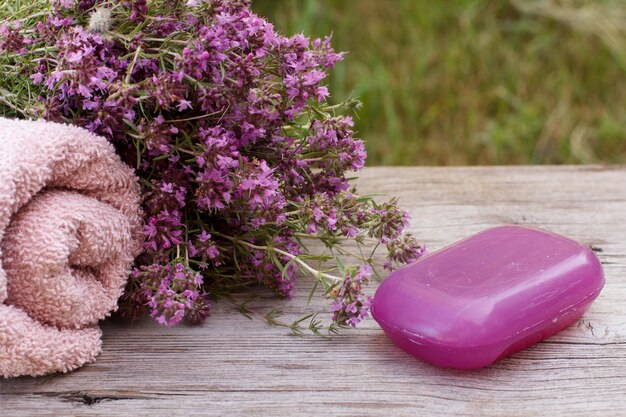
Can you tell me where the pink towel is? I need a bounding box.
[0,117,142,377]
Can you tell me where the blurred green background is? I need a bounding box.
[253,0,626,165]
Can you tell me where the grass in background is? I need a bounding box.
[253,0,626,165]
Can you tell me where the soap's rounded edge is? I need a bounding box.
[371,310,503,368]
[376,321,502,369]
[370,266,405,329]
[579,243,606,295]
[493,296,597,364]
[375,297,598,370]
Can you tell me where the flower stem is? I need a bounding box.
[214,233,344,283]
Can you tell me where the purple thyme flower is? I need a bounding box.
[5,0,423,330]
[0,21,31,55]
[331,264,374,327]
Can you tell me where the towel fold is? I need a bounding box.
[0,118,142,378]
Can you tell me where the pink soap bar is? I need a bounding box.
[371,225,604,369]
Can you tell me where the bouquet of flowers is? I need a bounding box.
[0,0,423,333]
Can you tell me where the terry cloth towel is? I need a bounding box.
[0,117,142,378]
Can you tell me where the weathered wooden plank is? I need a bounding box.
[1,166,626,416]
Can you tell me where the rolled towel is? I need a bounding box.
[0,118,142,378]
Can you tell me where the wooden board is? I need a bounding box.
[2,166,626,416]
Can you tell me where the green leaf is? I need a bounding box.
[334,255,346,277]
[306,279,319,305]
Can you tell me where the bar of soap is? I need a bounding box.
[371,225,604,369]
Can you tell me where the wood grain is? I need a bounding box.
[2,166,626,417]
